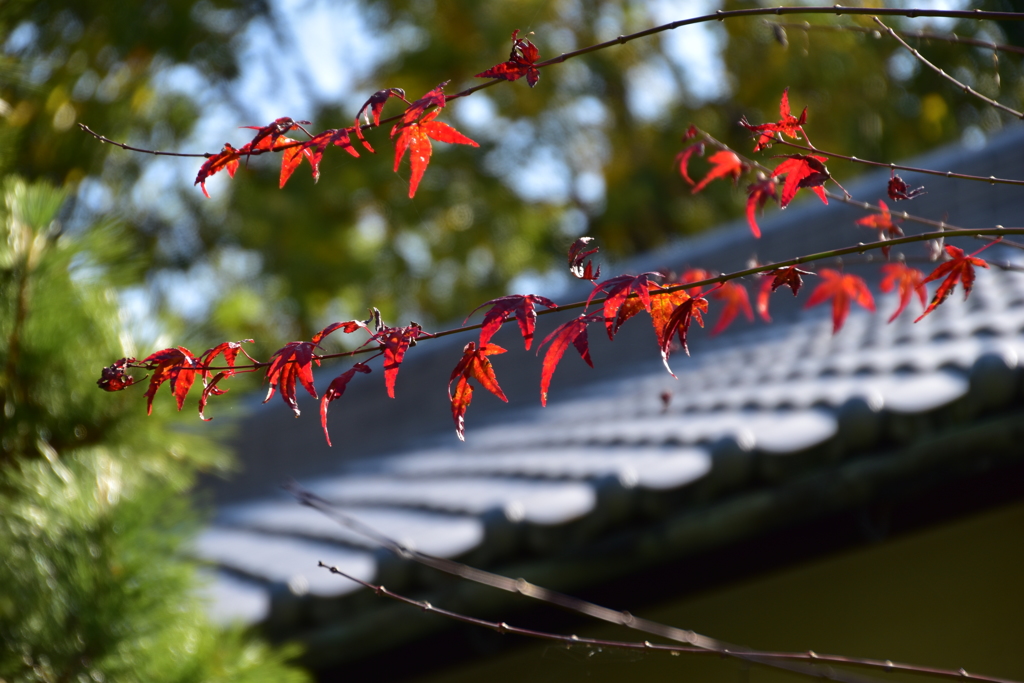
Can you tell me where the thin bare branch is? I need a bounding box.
[77,124,211,158]
[874,16,1024,120]
[766,20,1024,57]
[317,560,1021,683]
[768,137,1024,188]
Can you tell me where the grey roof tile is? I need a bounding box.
[193,528,375,598]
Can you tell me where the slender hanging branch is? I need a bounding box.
[874,16,1024,120]
[316,560,1021,683]
[77,124,210,158]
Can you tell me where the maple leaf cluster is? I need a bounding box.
[101,69,1006,448]
[188,29,549,201]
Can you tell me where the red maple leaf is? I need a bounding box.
[391,108,479,198]
[692,151,746,194]
[537,314,600,406]
[568,236,601,281]
[756,265,813,323]
[354,88,407,152]
[587,272,664,340]
[401,82,450,124]
[880,262,926,323]
[311,319,371,346]
[240,117,311,155]
[888,169,925,201]
[263,341,319,416]
[772,154,831,207]
[855,200,903,258]
[96,357,139,392]
[804,269,875,334]
[200,339,255,377]
[194,143,242,198]
[739,87,809,152]
[449,342,508,440]
[141,347,199,415]
[710,281,753,335]
[300,128,361,181]
[678,268,712,297]
[659,295,708,377]
[373,323,427,398]
[467,294,558,350]
[914,243,994,322]
[320,363,372,446]
[476,29,542,88]
[746,177,777,238]
[675,141,705,185]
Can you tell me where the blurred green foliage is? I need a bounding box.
[0,177,309,681]
[209,0,1024,342]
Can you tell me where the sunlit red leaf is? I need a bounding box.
[374,323,426,398]
[756,265,813,323]
[659,296,708,377]
[312,319,370,346]
[678,268,712,297]
[198,371,230,422]
[96,357,139,392]
[710,281,754,335]
[475,29,542,88]
[804,269,874,334]
[537,314,600,406]
[449,342,508,439]
[880,262,926,323]
[568,236,601,281]
[739,87,808,152]
[855,200,903,258]
[772,154,830,207]
[194,143,241,198]
[467,294,558,350]
[675,142,704,185]
[392,109,479,198]
[692,151,745,194]
[914,243,994,322]
[200,339,254,377]
[301,128,361,181]
[402,82,450,124]
[587,272,664,340]
[264,341,319,416]
[240,117,311,154]
[746,177,777,238]
[354,88,407,152]
[320,363,372,446]
[142,347,199,415]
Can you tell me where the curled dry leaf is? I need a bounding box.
[568,237,600,281]
[97,357,139,392]
[476,29,542,88]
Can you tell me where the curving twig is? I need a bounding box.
[874,16,1024,120]
[316,559,1021,683]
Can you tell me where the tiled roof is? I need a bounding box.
[193,127,1024,666]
